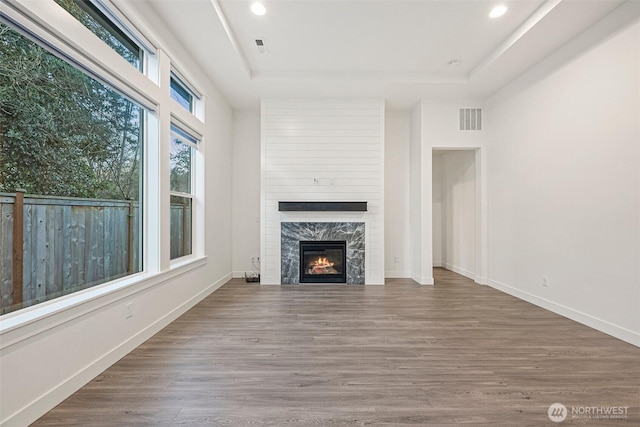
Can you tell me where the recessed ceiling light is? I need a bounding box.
[489,5,507,18]
[251,2,266,16]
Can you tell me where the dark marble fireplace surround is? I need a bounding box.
[281,222,365,284]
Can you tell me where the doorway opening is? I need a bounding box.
[432,149,478,282]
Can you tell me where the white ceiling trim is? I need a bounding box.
[252,70,468,84]
[469,0,563,81]
[209,0,252,79]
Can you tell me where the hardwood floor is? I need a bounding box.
[33,269,639,426]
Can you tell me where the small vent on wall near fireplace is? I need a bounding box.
[459,108,482,131]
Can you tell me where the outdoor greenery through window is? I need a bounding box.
[170,125,197,260]
[0,22,143,314]
[54,0,143,70]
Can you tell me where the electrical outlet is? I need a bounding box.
[313,177,321,184]
[394,256,400,264]
[542,276,549,287]
[125,302,133,319]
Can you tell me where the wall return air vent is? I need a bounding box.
[459,108,482,131]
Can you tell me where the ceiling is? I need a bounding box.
[132,0,626,110]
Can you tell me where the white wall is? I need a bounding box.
[384,111,411,278]
[432,153,444,267]
[442,151,476,279]
[409,103,433,284]
[231,110,261,277]
[414,103,486,285]
[0,2,234,425]
[260,99,385,285]
[486,17,640,345]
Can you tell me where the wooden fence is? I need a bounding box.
[1,192,193,314]
[0,192,142,314]
[169,199,192,260]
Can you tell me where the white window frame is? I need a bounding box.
[169,124,199,261]
[170,69,204,121]
[0,0,207,331]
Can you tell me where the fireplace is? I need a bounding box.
[281,222,364,284]
[299,241,347,283]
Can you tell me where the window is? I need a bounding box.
[0,22,143,314]
[169,125,198,260]
[1,0,205,318]
[54,0,143,70]
[170,74,195,112]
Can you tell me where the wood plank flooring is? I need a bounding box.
[32,269,640,426]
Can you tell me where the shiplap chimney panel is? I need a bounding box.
[260,99,385,284]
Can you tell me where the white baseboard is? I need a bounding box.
[440,264,486,285]
[487,278,640,348]
[4,273,231,427]
[385,270,411,279]
[432,261,443,267]
[411,273,434,285]
[474,276,488,285]
[443,263,476,281]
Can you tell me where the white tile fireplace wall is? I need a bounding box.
[260,99,385,285]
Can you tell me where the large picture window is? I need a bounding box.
[0,23,143,314]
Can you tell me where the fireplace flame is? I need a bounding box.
[307,256,338,275]
[312,257,334,268]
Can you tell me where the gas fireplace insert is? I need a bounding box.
[299,241,347,283]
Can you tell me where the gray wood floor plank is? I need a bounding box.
[32,269,640,426]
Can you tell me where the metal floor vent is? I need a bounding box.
[459,108,482,131]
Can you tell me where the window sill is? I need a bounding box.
[0,255,208,349]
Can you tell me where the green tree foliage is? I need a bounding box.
[170,142,192,194]
[0,19,141,200]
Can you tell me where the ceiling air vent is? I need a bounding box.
[255,39,266,53]
[459,108,482,131]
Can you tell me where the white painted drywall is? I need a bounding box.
[260,99,385,285]
[432,153,444,267]
[486,19,640,345]
[409,103,433,284]
[385,112,411,278]
[231,110,261,277]
[416,103,486,285]
[442,151,477,279]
